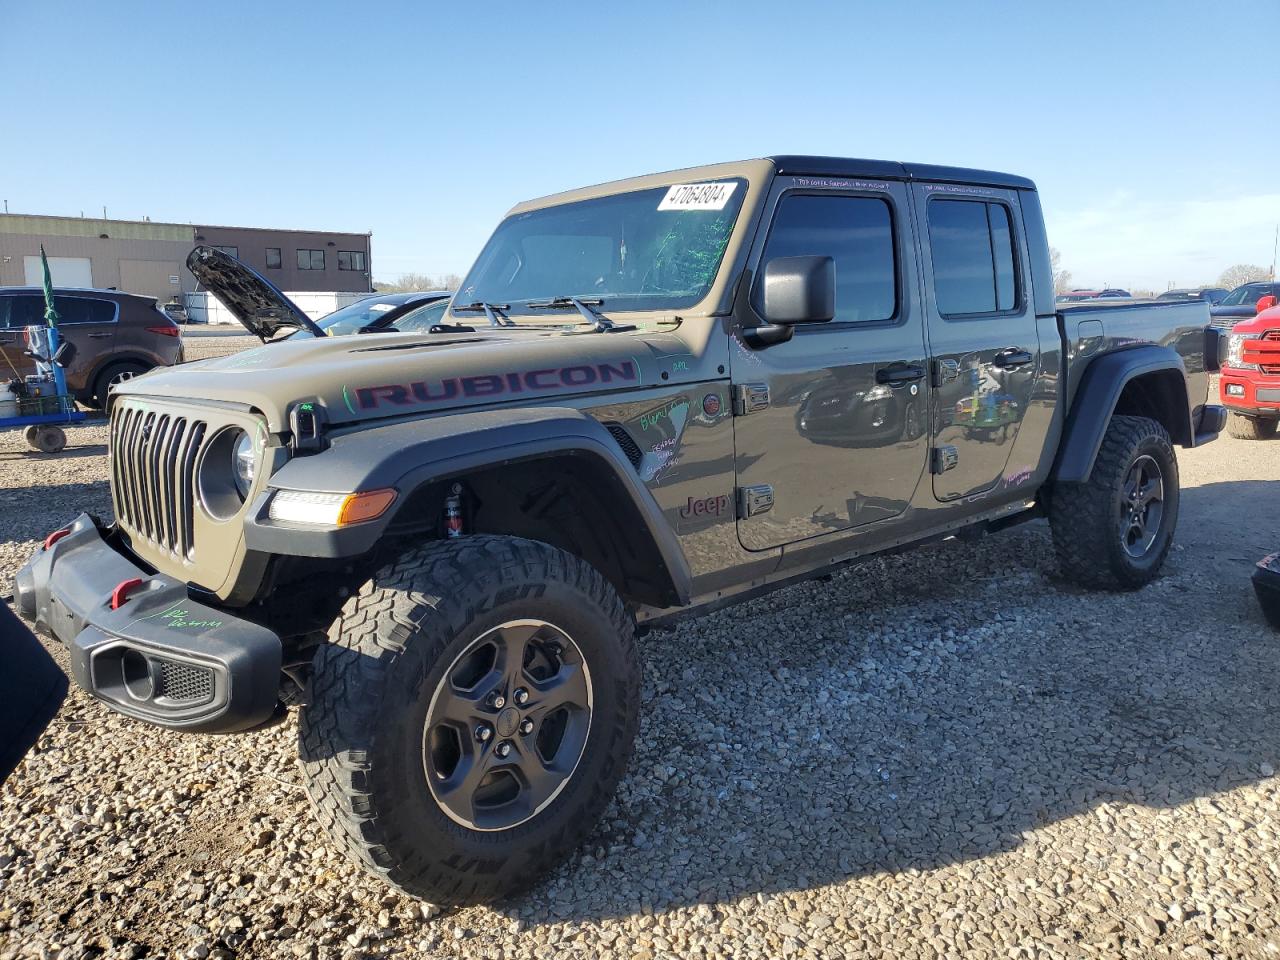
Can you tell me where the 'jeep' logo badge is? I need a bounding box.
[679,494,730,520]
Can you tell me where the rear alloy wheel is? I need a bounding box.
[1050,415,1180,589]
[1227,413,1278,441]
[1119,455,1164,559]
[299,536,640,904]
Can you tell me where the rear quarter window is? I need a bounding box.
[53,296,117,324]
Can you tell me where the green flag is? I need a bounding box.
[39,245,60,327]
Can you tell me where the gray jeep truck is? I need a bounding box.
[15,156,1226,904]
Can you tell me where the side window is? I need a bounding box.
[757,194,897,323]
[337,250,367,271]
[53,296,116,324]
[297,249,325,270]
[8,295,44,327]
[394,300,450,332]
[927,199,1020,317]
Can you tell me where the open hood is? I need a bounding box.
[186,246,327,341]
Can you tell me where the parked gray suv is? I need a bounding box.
[16,156,1225,904]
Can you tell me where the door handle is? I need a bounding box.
[87,332,112,339]
[992,348,1033,369]
[876,362,925,386]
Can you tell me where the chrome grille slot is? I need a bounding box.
[111,402,208,559]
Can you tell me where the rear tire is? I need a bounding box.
[1050,415,1179,589]
[1226,413,1277,440]
[298,535,640,904]
[92,361,148,411]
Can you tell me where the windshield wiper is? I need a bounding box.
[524,297,635,333]
[452,301,514,328]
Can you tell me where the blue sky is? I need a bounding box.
[5,0,1278,290]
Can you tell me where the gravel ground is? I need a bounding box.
[2,380,1278,959]
[181,334,262,363]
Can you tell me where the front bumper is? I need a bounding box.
[14,514,281,733]
[1219,372,1280,417]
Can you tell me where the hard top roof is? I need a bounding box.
[767,156,1036,190]
[512,156,1036,215]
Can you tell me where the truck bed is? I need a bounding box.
[1057,298,1213,424]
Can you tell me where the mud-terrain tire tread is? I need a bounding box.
[1226,412,1277,441]
[1049,415,1179,590]
[298,535,639,904]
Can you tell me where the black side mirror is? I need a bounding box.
[761,256,835,325]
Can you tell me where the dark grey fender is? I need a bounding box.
[242,406,693,604]
[1052,345,1193,484]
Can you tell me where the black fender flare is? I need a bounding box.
[243,406,693,605]
[1051,345,1192,484]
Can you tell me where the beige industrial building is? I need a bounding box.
[0,213,373,303]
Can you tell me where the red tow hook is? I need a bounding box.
[43,528,72,550]
[110,578,145,611]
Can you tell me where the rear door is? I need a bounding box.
[732,177,930,551]
[53,295,119,393]
[911,185,1040,501]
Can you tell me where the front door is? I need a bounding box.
[732,178,930,552]
[911,185,1041,501]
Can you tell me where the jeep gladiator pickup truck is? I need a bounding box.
[15,156,1226,904]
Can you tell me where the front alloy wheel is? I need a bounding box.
[424,619,593,831]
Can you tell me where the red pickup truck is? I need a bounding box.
[1220,293,1280,439]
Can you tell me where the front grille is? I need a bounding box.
[155,660,214,704]
[111,404,207,558]
[1210,318,1237,330]
[1260,330,1280,375]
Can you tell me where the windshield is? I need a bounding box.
[393,299,450,332]
[311,298,407,336]
[1220,283,1270,306]
[454,179,747,317]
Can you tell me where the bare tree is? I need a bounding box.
[374,271,466,293]
[1050,247,1073,294]
[1218,264,1270,291]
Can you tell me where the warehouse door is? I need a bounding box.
[120,259,183,301]
[24,256,92,288]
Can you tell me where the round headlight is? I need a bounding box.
[232,430,255,498]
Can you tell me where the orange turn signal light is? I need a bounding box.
[337,488,398,525]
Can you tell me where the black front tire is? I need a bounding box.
[298,536,640,904]
[1049,415,1180,589]
[1227,413,1278,441]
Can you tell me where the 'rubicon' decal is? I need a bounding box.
[352,360,639,411]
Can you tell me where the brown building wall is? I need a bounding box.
[193,225,373,293]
